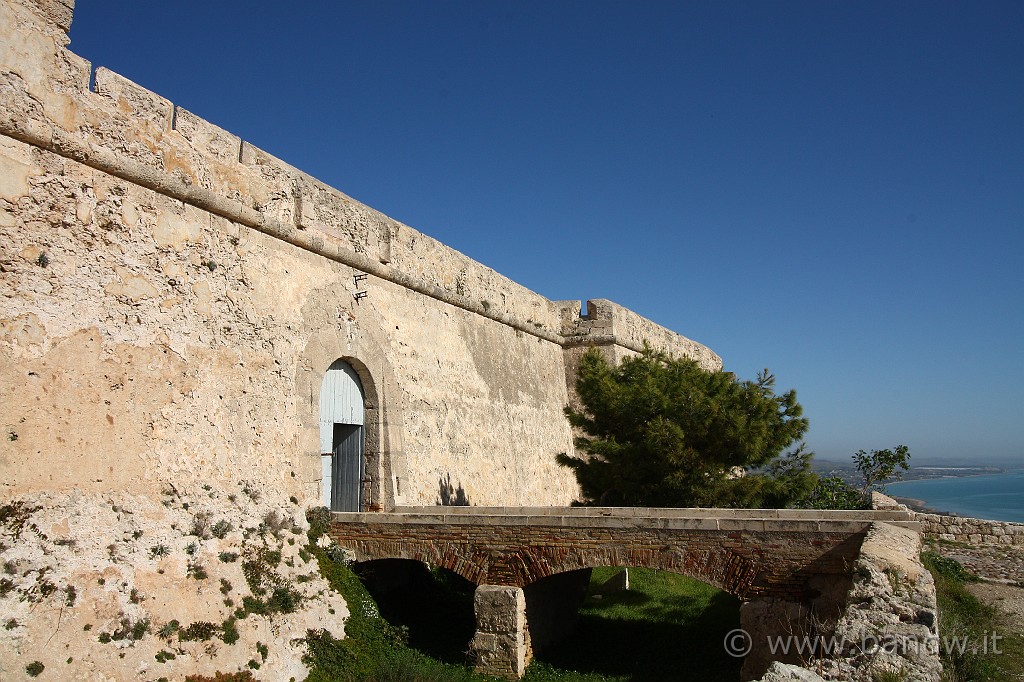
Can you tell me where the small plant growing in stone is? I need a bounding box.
[219,551,239,563]
[26,661,44,677]
[185,542,199,556]
[220,578,233,595]
[155,650,176,663]
[221,616,240,644]
[190,512,212,539]
[240,480,261,502]
[259,510,291,539]
[211,520,232,539]
[65,585,77,606]
[150,544,170,558]
[178,621,219,642]
[4,618,19,630]
[158,620,180,639]
[871,664,910,682]
[256,641,269,661]
[187,561,208,580]
[129,588,142,604]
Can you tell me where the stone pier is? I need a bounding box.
[469,585,532,678]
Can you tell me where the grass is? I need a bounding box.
[533,567,741,681]
[923,552,1024,682]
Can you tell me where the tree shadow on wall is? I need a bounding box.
[437,473,470,506]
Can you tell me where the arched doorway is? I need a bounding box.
[320,359,365,511]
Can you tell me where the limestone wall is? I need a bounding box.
[0,1,719,679]
[0,0,719,511]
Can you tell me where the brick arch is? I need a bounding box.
[335,536,768,599]
[485,545,761,597]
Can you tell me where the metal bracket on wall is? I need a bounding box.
[353,272,368,301]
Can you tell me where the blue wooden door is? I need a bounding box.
[319,361,365,511]
[332,424,364,512]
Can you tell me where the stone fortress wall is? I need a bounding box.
[0,0,721,510]
[0,2,722,677]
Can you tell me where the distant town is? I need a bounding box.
[811,459,1005,487]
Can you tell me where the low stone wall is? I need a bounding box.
[872,492,1024,546]
[915,513,1024,546]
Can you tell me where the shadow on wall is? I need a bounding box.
[437,474,470,506]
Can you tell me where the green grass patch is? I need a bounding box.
[924,552,1024,682]
[530,568,740,681]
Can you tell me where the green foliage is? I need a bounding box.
[805,445,910,509]
[0,501,41,538]
[922,553,977,583]
[853,445,910,495]
[921,548,1007,675]
[158,620,180,639]
[221,616,240,644]
[304,546,409,681]
[178,621,219,642]
[184,672,255,682]
[25,661,44,677]
[306,506,332,543]
[803,475,867,510]
[211,520,233,539]
[558,348,813,508]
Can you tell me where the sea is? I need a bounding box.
[885,470,1024,523]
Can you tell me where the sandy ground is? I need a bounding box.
[967,581,1024,625]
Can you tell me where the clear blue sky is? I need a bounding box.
[68,1,1023,464]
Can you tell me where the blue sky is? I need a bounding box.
[68,2,1023,464]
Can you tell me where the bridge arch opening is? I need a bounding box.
[352,558,477,663]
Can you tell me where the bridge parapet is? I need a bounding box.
[392,505,918,524]
[328,507,908,598]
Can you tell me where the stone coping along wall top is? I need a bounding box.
[0,0,721,369]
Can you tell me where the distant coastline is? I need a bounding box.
[888,494,959,518]
[883,470,1024,524]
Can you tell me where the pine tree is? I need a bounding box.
[557,347,815,508]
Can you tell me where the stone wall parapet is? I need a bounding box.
[0,0,718,363]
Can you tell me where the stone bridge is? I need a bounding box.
[329,506,919,679]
